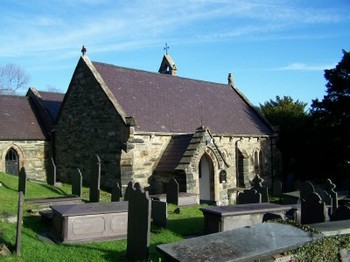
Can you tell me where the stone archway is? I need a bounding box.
[5,147,19,176]
[199,153,215,201]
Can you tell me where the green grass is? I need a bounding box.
[0,172,205,261]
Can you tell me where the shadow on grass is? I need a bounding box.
[167,217,204,237]
[36,183,69,196]
[0,181,18,192]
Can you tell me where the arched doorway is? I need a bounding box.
[199,154,214,202]
[5,148,19,176]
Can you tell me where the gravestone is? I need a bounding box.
[251,174,269,202]
[272,179,283,196]
[89,154,101,203]
[152,200,167,227]
[324,178,338,213]
[126,183,151,261]
[47,157,56,186]
[71,168,82,197]
[315,187,332,207]
[236,189,261,204]
[15,191,24,256]
[124,182,133,201]
[330,205,350,221]
[166,178,179,205]
[300,181,327,224]
[18,167,27,195]
[111,182,121,202]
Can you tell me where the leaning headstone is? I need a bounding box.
[47,157,56,186]
[236,189,261,204]
[324,178,338,213]
[15,191,24,256]
[251,174,269,202]
[126,183,151,261]
[89,154,101,203]
[18,167,27,195]
[111,182,121,202]
[152,200,167,227]
[124,182,133,201]
[330,205,350,221]
[71,168,83,197]
[166,178,179,205]
[300,181,327,224]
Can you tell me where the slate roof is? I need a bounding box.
[156,135,193,172]
[0,95,46,140]
[92,60,274,136]
[38,91,64,122]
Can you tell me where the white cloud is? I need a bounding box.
[276,62,336,71]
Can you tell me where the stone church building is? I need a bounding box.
[0,88,64,180]
[54,53,278,205]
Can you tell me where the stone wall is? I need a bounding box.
[0,140,49,180]
[120,132,171,191]
[55,59,129,188]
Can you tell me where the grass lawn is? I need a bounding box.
[0,172,206,261]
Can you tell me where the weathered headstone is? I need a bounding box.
[236,189,261,204]
[300,181,327,224]
[47,157,56,186]
[251,174,269,202]
[152,200,167,227]
[124,181,133,201]
[71,168,83,197]
[330,205,350,221]
[324,178,338,213]
[89,154,101,203]
[166,178,179,205]
[111,182,121,202]
[18,167,27,195]
[315,187,332,207]
[272,179,283,196]
[15,191,24,256]
[126,183,151,261]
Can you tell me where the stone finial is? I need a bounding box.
[228,73,234,86]
[81,45,87,56]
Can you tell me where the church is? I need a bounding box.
[0,50,278,206]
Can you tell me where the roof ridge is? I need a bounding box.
[92,60,229,87]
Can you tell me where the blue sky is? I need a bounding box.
[1,0,349,108]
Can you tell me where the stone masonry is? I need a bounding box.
[0,140,50,180]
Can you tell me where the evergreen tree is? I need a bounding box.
[310,50,350,182]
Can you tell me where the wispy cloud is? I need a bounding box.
[0,0,348,60]
[274,62,336,72]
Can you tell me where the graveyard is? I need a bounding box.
[2,171,350,261]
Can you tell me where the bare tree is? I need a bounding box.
[0,63,30,95]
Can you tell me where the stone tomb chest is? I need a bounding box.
[50,201,128,243]
[200,203,292,234]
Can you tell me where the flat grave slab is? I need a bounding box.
[26,195,83,208]
[281,191,300,204]
[151,193,197,206]
[157,223,315,262]
[309,219,350,236]
[200,203,292,234]
[49,201,128,243]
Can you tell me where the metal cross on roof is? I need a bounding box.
[164,43,169,55]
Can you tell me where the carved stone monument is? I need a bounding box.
[111,182,121,202]
[126,183,151,261]
[166,178,179,205]
[18,167,27,195]
[72,168,83,197]
[89,155,101,203]
[300,181,327,224]
[47,157,56,186]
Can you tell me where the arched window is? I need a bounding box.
[5,148,19,176]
